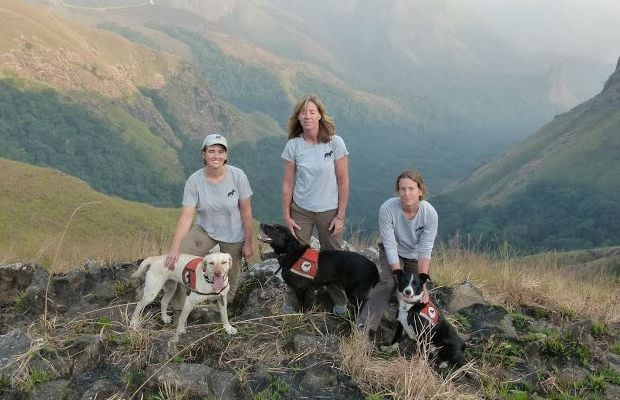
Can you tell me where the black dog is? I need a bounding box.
[258,223,379,311]
[390,270,466,368]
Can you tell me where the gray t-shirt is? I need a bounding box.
[182,165,253,243]
[281,135,348,212]
[379,198,438,265]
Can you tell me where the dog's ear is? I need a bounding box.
[418,273,431,285]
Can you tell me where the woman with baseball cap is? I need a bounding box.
[165,133,254,306]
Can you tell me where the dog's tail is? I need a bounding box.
[130,257,154,279]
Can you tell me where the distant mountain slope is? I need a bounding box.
[0,158,179,269]
[7,0,616,238]
[435,58,620,252]
[0,0,284,208]
[0,0,178,96]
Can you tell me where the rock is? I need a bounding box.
[64,335,103,378]
[30,379,74,400]
[0,263,50,312]
[299,367,337,390]
[498,314,519,339]
[293,334,341,355]
[79,378,120,399]
[146,363,240,400]
[0,329,31,371]
[446,281,485,313]
[149,331,183,364]
[456,303,510,342]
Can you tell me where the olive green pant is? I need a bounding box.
[171,225,244,309]
[283,202,347,310]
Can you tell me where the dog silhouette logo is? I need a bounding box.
[324,150,334,158]
[300,261,312,273]
[227,189,236,197]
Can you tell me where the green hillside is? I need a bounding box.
[0,158,180,270]
[435,58,620,252]
[0,78,187,205]
[0,0,281,209]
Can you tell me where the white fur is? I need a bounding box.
[397,275,426,340]
[130,252,237,335]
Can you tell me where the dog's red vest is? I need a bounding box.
[181,257,203,291]
[419,301,440,326]
[290,248,319,279]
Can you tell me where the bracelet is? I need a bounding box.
[335,216,345,221]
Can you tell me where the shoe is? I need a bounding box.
[281,304,295,314]
[332,304,348,317]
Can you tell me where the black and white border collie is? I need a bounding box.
[389,270,466,368]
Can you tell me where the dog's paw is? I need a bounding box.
[129,319,141,329]
[161,314,172,324]
[176,326,186,335]
[379,343,399,353]
[224,325,237,335]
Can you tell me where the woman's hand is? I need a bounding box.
[165,249,179,270]
[242,241,254,260]
[284,216,301,239]
[329,216,344,235]
[421,285,430,304]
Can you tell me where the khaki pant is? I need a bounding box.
[358,244,418,332]
[283,202,347,309]
[171,225,244,309]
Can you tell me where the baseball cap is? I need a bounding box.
[202,134,228,150]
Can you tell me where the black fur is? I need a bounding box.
[391,270,466,368]
[259,223,379,310]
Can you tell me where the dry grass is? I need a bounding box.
[340,329,478,399]
[433,242,620,323]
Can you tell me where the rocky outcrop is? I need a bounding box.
[0,256,618,399]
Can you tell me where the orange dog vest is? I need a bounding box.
[182,257,203,291]
[419,301,440,326]
[290,248,319,280]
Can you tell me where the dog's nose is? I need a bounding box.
[404,288,412,296]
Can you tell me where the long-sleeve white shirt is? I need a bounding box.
[379,198,438,265]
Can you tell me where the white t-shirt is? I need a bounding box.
[182,165,252,243]
[281,135,348,212]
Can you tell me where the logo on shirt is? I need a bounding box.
[324,150,334,159]
[415,226,424,233]
[227,189,236,197]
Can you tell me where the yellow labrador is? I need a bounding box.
[130,252,237,335]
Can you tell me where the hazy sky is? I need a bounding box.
[454,0,620,65]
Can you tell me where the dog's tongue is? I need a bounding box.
[213,275,225,291]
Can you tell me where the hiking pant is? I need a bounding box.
[282,202,347,310]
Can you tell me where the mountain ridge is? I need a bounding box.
[435,57,620,251]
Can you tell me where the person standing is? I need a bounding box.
[165,133,254,307]
[281,95,350,316]
[358,170,438,339]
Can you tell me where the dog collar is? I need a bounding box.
[189,281,229,296]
